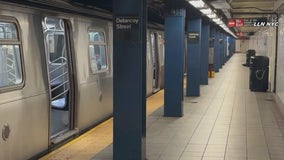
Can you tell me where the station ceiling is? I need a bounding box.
[9,0,284,37]
[206,0,282,34]
[69,0,284,36]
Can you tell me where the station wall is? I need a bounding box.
[276,14,284,103]
[239,40,249,53]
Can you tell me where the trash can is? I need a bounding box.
[245,49,256,67]
[249,56,269,92]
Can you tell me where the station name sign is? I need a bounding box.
[115,17,139,30]
[188,32,200,43]
[114,16,140,41]
[228,17,278,27]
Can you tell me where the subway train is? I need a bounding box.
[0,1,164,159]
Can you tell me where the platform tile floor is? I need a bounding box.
[42,53,284,160]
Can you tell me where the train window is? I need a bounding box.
[43,17,66,64]
[88,31,107,74]
[48,34,66,63]
[0,21,23,89]
[0,22,17,39]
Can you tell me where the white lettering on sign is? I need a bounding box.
[115,17,139,30]
[188,32,199,43]
[188,33,199,38]
[266,22,279,27]
[116,24,131,29]
[116,17,139,24]
[253,22,279,27]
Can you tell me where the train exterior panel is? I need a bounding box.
[70,18,113,131]
[0,4,49,160]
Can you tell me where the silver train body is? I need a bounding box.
[0,1,164,160]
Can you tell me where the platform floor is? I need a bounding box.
[41,54,284,160]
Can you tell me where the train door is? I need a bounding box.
[42,17,76,143]
[146,32,153,96]
[157,34,165,88]
[150,32,160,93]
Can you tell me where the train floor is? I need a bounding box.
[41,53,284,160]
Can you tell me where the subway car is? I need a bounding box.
[0,1,164,159]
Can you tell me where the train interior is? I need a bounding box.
[43,17,73,140]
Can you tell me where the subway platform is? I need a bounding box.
[41,53,284,160]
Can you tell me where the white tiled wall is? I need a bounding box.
[276,14,284,102]
[240,40,249,53]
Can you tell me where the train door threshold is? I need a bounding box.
[51,129,79,145]
[153,88,160,93]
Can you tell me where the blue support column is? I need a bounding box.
[164,8,185,117]
[219,32,223,68]
[222,33,226,65]
[210,27,215,49]
[200,23,209,85]
[113,0,146,159]
[222,33,226,66]
[223,34,226,65]
[208,26,215,78]
[225,35,229,62]
[214,29,220,72]
[228,36,232,59]
[220,32,224,68]
[186,18,202,96]
[232,37,235,57]
[232,37,234,58]
[232,38,236,55]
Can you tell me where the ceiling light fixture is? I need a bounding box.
[188,0,206,9]
[187,0,237,38]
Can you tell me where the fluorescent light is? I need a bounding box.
[207,13,217,19]
[188,0,237,38]
[188,0,205,8]
[220,24,226,28]
[213,18,221,24]
[200,8,212,15]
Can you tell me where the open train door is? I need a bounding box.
[42,17,77,145]
[150,32,160,93]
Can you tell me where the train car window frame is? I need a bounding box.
[0,16,25,93]
[88,28,108,74]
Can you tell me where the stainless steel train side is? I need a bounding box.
[0,2,165,160]
[0,5,49,160]
[72,18,113,132]
[0,2,113,159]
